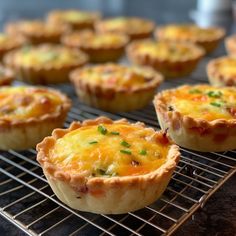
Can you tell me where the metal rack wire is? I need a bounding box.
[0,56,236,236]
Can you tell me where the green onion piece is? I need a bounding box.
[207,91,222,98]
[110,131,120,135]
[97,125,107,135]
[120,150,132,155]
[97,168,106,175]
[89,141,98,144]
[139,149,147,155]
[189,89,202,94]
[120,140,131,148]
[210,102,221,107]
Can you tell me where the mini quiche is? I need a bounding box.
[155,24,225,54]
[0,64,14,86]
[95,17,155,40]
[0,33,25,60]
[37,116,180,214]
[225,35,236,57]
[5,20,68,45]
[47,10,101,31]
[70,63,163,112]
[61,30,129,63]
[207,56,236,87]
[154,84,236,152]
[4,44,88,84]
[0,86,71,150]
[127,40,204,78]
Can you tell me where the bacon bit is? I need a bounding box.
[131,160,140,166]
[156,129,170,145]
[213,133,228,143]
[227,107,236,118]
[17,95,33,106]
[189,126,209,136]
[78,185,88,194]
[40,97,51,105]
[192,95,208,102]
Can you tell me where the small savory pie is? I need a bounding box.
[154,84,236,152]
[47,10,101,30]
[61,30,129,63]
[0,33,25,60]
[225,35,236,57]
[207,56,236,87]
[5,20,68,45]
[127,40,204,78]
[95,17,155,40]
[0,64,14,86]
[37,116,180,214]
[0,86,71,150]
[70,63,163,112]
[156,24,225,54]
[4,44,88,84]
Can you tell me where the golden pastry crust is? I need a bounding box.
[127,40,204,78]
[0,64,14,86]
[4,44,88,84]
[95,17,155,40]
[156,24,225,54]
[207,56,236,87]
[5,20,68,45]
[37,116,180,214]
[62,30,129,63]
[70,63,163,112]
[47,10,101,30]
[0,33,25,60]
[225,35,236,56]
[0,86,71,150]
[154,84,236,152]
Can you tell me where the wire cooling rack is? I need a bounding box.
[0,56,236,236]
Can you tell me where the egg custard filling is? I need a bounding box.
[163,85,236,121]
[133,41,203,60]
[49,123,171,177]
[13,45,85,68]
[74,64,158,89]
[0,86,66,122]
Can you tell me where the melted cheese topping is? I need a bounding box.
[133,41,202,60]
[164,85,236,121]
[160,24,220,41]
[99,17,153,34]
[0,86,65,121]
[50,123,171,177]
[75,64,156,89]
[212,57,236,79]
[14,45,85,67]
[64,31,127,48]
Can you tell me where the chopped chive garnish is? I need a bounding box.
[110,131,120,135]
[120,149,132,155]
[139,149,147,155]
[207,91,222,98]
[189,89,202,94]
[120,140,131,148]
[97,168,106,175]
[89,141,98,144]
[210,102,221,107]
[97,125,107,135]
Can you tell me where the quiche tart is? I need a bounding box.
[154,84,236,152]
[4,44,88,84]
[5,20,68,45]
[61,30,129,63]
[0,86,71,150]
[127,40,204,78]
[207,56,236,87]
[95,17,155,40]
[0,64,14,86]
[70,63,163,112]
[47,10,101,31]
[155,24,225,54]
[0,33,25,60]
[37,116,180,214]
[225,35,236,56]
